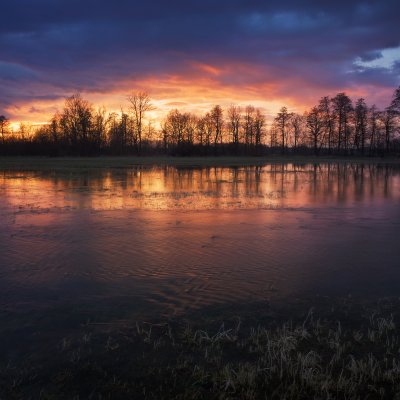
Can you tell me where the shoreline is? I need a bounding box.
[1,155,400,170]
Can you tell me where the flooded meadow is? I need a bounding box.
[1,160,400,398]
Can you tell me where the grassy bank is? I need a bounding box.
[2,297,400,399]
[0,155,399,171]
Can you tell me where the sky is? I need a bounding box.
[1,0,400,128]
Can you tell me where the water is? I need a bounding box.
[0,163,399,328]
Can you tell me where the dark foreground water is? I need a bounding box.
[0,162,399,359]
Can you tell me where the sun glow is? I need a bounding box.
[4,61,397,130]
[4,61,318,129]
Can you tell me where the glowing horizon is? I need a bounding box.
[5,75,397,132]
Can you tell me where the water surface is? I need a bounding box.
[0,163,399,323]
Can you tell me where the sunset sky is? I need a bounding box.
[1,0,400,128]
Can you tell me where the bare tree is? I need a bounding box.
[269,124,279,148]
[196,116,206,146]
[0,115,10,145]
[290,113,304,151]
[164,109,184,146]
[92,107,109,150]
[387,86,400,151]
[210,105,223,148]
[243,105,255,146]
[331,93,353,153]
[390,86,400,111]
[203,113,214,148]
[59,93,93,153]
[227,105,241,146]
[49,113,61,145]
[253,108,265,148]
[127,91,153,153]
[318,97,334,153]
[274,107,292,154]
[354,98,368,155]
[16,123,33,141]
[163,109,196,151]
[382,107,396,154]
[306,106,324,155]
[368,105,380,156]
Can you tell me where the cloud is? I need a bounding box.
[359,51,383,63]
[1,0,400,121]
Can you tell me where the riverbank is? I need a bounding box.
[0,155,399,171]
[1,297,399,399]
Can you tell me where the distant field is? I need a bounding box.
[0,155,399,170]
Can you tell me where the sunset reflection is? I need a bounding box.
[1,164,399,213]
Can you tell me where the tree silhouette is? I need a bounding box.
[354,98,368,155]
[2,85,400,157]
[254,109,265,149]
[332,93,353,153]
[368,105,379,156]
[0,115,9,145]
[274,107,292,154]
[227,105,241,147]
[210,105,223,150]
[59,93,93,153]
[127,92,153,154]
[306,106,324,155]
[243,105,255,147]
[318,97,334,154]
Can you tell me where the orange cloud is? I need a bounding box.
[5,61,396,130]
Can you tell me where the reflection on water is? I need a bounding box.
[0,163,400,319]
[0,163,399,212]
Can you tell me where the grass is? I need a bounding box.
[2,297,400,399]
[0,155,399,171]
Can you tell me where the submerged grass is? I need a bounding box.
[2,298,400,399]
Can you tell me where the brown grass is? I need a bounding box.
[2,298,400,399]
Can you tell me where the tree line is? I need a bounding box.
[1,87,400,156]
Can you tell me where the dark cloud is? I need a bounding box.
[0,62,38,81]
[1,0,400,117]
[359,51,383,63]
